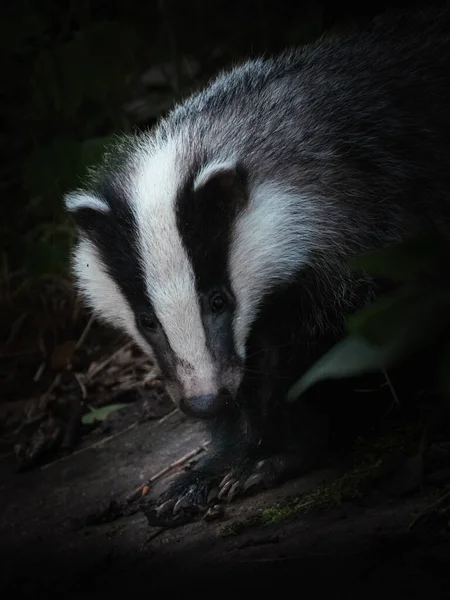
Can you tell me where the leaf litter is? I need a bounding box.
[0,274,173,471]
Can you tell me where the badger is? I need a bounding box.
[65,7,450,524]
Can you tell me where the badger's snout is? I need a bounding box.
[180,389,232,418]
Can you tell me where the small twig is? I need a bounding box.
[40,373,62,404]
[37,333,46,360]
[108,380,147,395]
[382,368,400,405]
[6,312,29,344]
[74,372,87,399]
[75,314,95,349]
[33,361,46,382]
[1,311,29,356]
[126,442,209,503]
[143,374,162,385]
[380,368,401,420]
[87,341,135,380]
[155,407,178,425]
[291,499,317,512]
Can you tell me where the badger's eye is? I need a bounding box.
[138,313,157,332]
[210,292,227,313]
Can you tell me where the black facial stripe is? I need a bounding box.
[73,178,182,380]
[175,164,249,360]
[148,327,179,380]
[175,164,248,292]
[74,181,149,314]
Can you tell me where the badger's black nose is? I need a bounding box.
[180,391,230,418]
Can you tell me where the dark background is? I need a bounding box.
[1,0,449,595]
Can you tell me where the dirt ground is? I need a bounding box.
[1,404,449,598]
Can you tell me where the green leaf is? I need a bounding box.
[345,287,416,345]
[348,234,444,282]
[81,403,128,425]
[287,334,399,401]
[288,288,450,402]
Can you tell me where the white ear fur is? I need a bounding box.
[193,160,238,191]
[64,191,110,213]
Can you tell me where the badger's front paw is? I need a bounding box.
[142,470,221,528]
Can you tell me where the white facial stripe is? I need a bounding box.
[65,191,110,213]
[230,182,320,357]
[193,160,237,190]
[72,238,154,357]
[131,140,217,398]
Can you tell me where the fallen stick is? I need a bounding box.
[126,443,209,504]
[75,313,95,349]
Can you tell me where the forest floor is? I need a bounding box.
[1,396,450,597]
[1,281,449,597]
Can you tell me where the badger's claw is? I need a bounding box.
[217,479,233,500]
[155,498,176,518]
[142,471,220,528]
[243,472,265,491]
[207,487,220,503]
[220,472,233,489]
[173,494,193,514]
[218,457,279,503]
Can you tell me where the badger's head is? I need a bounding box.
[65,134,313,418]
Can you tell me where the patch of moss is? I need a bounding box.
[221,427,414,533]
[261,427,413,524]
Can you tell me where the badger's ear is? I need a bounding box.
[64,191,110,232]
[194,162,247,191]
[193,162,248,212]
[64,191,110,214]
[194,162,240,190]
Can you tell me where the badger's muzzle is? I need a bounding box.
[180,389,232,418]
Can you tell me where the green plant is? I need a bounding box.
[289,234,450,402]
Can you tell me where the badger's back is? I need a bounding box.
[90,6,450,243]
[148,7,450,257]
